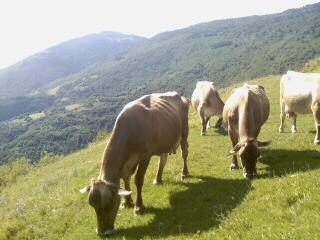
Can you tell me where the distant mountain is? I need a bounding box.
[50,3,320,101]
[1,3,320,163]
[0,32,145,98]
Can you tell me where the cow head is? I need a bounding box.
[230,139,271,179]
[80,179,131,236]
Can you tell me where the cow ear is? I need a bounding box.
[118,189,131,196]
[258,85,265,91]
[228,142,242,156]
[80,185,91,194]
[257,140,272,147]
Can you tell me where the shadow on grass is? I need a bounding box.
[213,127,228,136]
[115,176,251,239]
[259,148,320,178]
[201,127,227,136]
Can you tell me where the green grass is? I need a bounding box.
[1,64,320,239]
[28,112,46,120]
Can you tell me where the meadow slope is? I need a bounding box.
[1,62,320,239]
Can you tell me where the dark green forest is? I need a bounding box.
[0,3,320,164]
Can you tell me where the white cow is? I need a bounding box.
[279,70,320,144]
[191,81,224,135]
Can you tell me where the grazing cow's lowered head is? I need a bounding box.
[80,179,130,236]
[223,83,270,179]
[229,139,271,178]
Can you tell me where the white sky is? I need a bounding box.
[0,0,319,69]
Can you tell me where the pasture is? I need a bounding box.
[1,74,320,239]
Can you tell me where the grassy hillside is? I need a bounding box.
[1,3,320,164]
[2,67,320,239]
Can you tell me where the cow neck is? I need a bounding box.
[99,131,128,186]
[238,92,255,141]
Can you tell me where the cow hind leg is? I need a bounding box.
[153,153,168,185]
[134,156,151,215]
[180,137,189,180]
[121,176,134,208]
[311,103,320,144]
[229,127,239,170]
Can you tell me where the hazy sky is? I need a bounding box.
[0,0,319,69]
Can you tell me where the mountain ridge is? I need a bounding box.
[0,31,146,98]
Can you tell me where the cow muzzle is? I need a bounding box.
[96,228,113,237]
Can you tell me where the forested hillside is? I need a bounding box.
[49,2,320,99]
[0,32,145,98]
[0,3,320,164]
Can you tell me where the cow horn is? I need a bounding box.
[118,189,131,196]
[80,185,91,193]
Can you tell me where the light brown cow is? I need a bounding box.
[191,81,224,135]
[223,83,271,178]
[80,91,190,236]
[279,71,320,144]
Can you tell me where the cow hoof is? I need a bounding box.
[153,179,163,185]
[96,228,113,237]
[291,127,297,134]
[134,206,145,215]
[314,139,320,145]
[279,127,284,133]
[230,164,239,171]
[181,172,190,180]
[201,132,205,136]
[243,172,258,179]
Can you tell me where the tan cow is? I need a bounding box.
[223,83,271,178]
[80,91,190,236]
[191,81,224,135]
[279,71,320,144]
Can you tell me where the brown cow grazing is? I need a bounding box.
[191,81,224,135]
[223,83,271,178]
[80,91,190,236]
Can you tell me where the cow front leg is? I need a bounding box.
[153,153,168,185]
[215,117,223,129]
[121,176,134,208]
[229,127,239,170]
[206,117,211,129]
[312,102,320,144]
[180,137,189,180]
[291,112,297,134]
[134,157,151,215]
